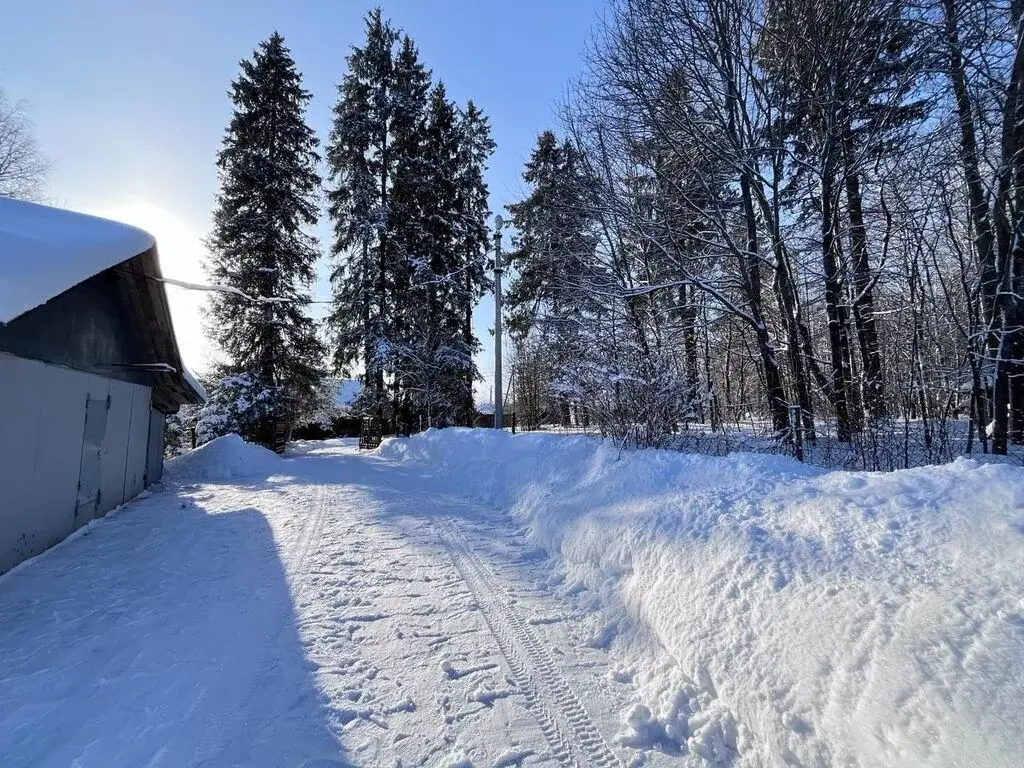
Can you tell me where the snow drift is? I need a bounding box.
[380,429,1024,767]
[164,433,281,482]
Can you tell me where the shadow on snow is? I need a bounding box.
[0,493,351,768]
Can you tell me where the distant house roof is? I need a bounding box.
[0,198,205,409]
[335,379,362,410]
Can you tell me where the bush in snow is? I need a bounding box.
[195,373,281,447]
[293,376,346,431]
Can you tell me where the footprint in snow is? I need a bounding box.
[441,660,500,680]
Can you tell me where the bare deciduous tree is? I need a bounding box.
[0,89,48,201]
[502,0,1024,465]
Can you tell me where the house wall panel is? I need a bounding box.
[0,354,45,572]
[147,409,166,485]
[123,387,151,502]
[35,366,90,534]
[0,353,156,574]
[98,379,134,515]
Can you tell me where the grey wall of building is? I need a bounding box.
[147,410,166,485]
[0,352,163,575]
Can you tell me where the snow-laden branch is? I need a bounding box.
[156,276,292,304]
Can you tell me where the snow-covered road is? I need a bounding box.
[3,432,1022,767]
[0,439,646,767]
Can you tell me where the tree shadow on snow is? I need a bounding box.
[0,496,352,768]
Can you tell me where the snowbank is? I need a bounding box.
[164,433,281,482]
[380,429,1024,767]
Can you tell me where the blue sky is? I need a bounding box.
[0,0,603,399]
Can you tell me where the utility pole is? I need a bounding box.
[493,215,505,430]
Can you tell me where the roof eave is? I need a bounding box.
[115,248,205,412]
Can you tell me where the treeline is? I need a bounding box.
[200,11,494,445]
[504,0,1024,459]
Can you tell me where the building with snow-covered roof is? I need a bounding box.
[0,198,206,574]
[334,378,362,412]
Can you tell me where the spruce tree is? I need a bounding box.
[453,101,495,423]
[506,131,599,425]
[397,83,463,424]
[387,34,433,419]
[205,32,324,440]
[327,11,430,417]
[328,10,495,427]
[402,89,495,426]
[506,132,597,339]
[327,10,397,413]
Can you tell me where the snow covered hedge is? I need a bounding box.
[195,373,281,447]
[380,429,1024,767]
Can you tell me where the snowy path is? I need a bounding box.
[0,439,647,768]
[438,520,619,767]
[6,433,1020,767]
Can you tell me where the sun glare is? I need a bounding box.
[92,200,212,374]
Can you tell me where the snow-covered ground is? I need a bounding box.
[1,430,1022,767]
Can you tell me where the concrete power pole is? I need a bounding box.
[493,215,505,431]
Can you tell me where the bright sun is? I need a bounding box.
[91,201,213,376]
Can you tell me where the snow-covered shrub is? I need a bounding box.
[195,373,281,446]
[294,376,345,431]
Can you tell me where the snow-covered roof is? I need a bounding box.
[182,367,208,403]
[0,198,156,324]
[335,379,363,410]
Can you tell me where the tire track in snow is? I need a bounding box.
[437,520,621,768]
[288,484,330,603]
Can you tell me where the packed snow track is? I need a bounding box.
[438,520,620,767]
[0,438,640,767]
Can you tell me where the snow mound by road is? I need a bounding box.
[381,429,1024,767]
[165,433,280,482]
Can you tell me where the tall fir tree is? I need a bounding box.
[327,11,430,417]
[328,10,494,426]
[396,83,463,422]
[506,131,599,425]
[387,34,434,419]
[327,9,397,410]
[506,131,598,339]
[205,32,325,436]
[324,19,383,383]
[454,101,495,423]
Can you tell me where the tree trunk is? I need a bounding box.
[772,240,816,440]
[361,239,373,398]
[463,260,476,426]
[821,166,855,440]
[842,135,885,419]
[941,0,1004,450]
[376,128,390,419]
[681,284,701,421]
[740,173,791,437]
[1007,10,1024,443]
